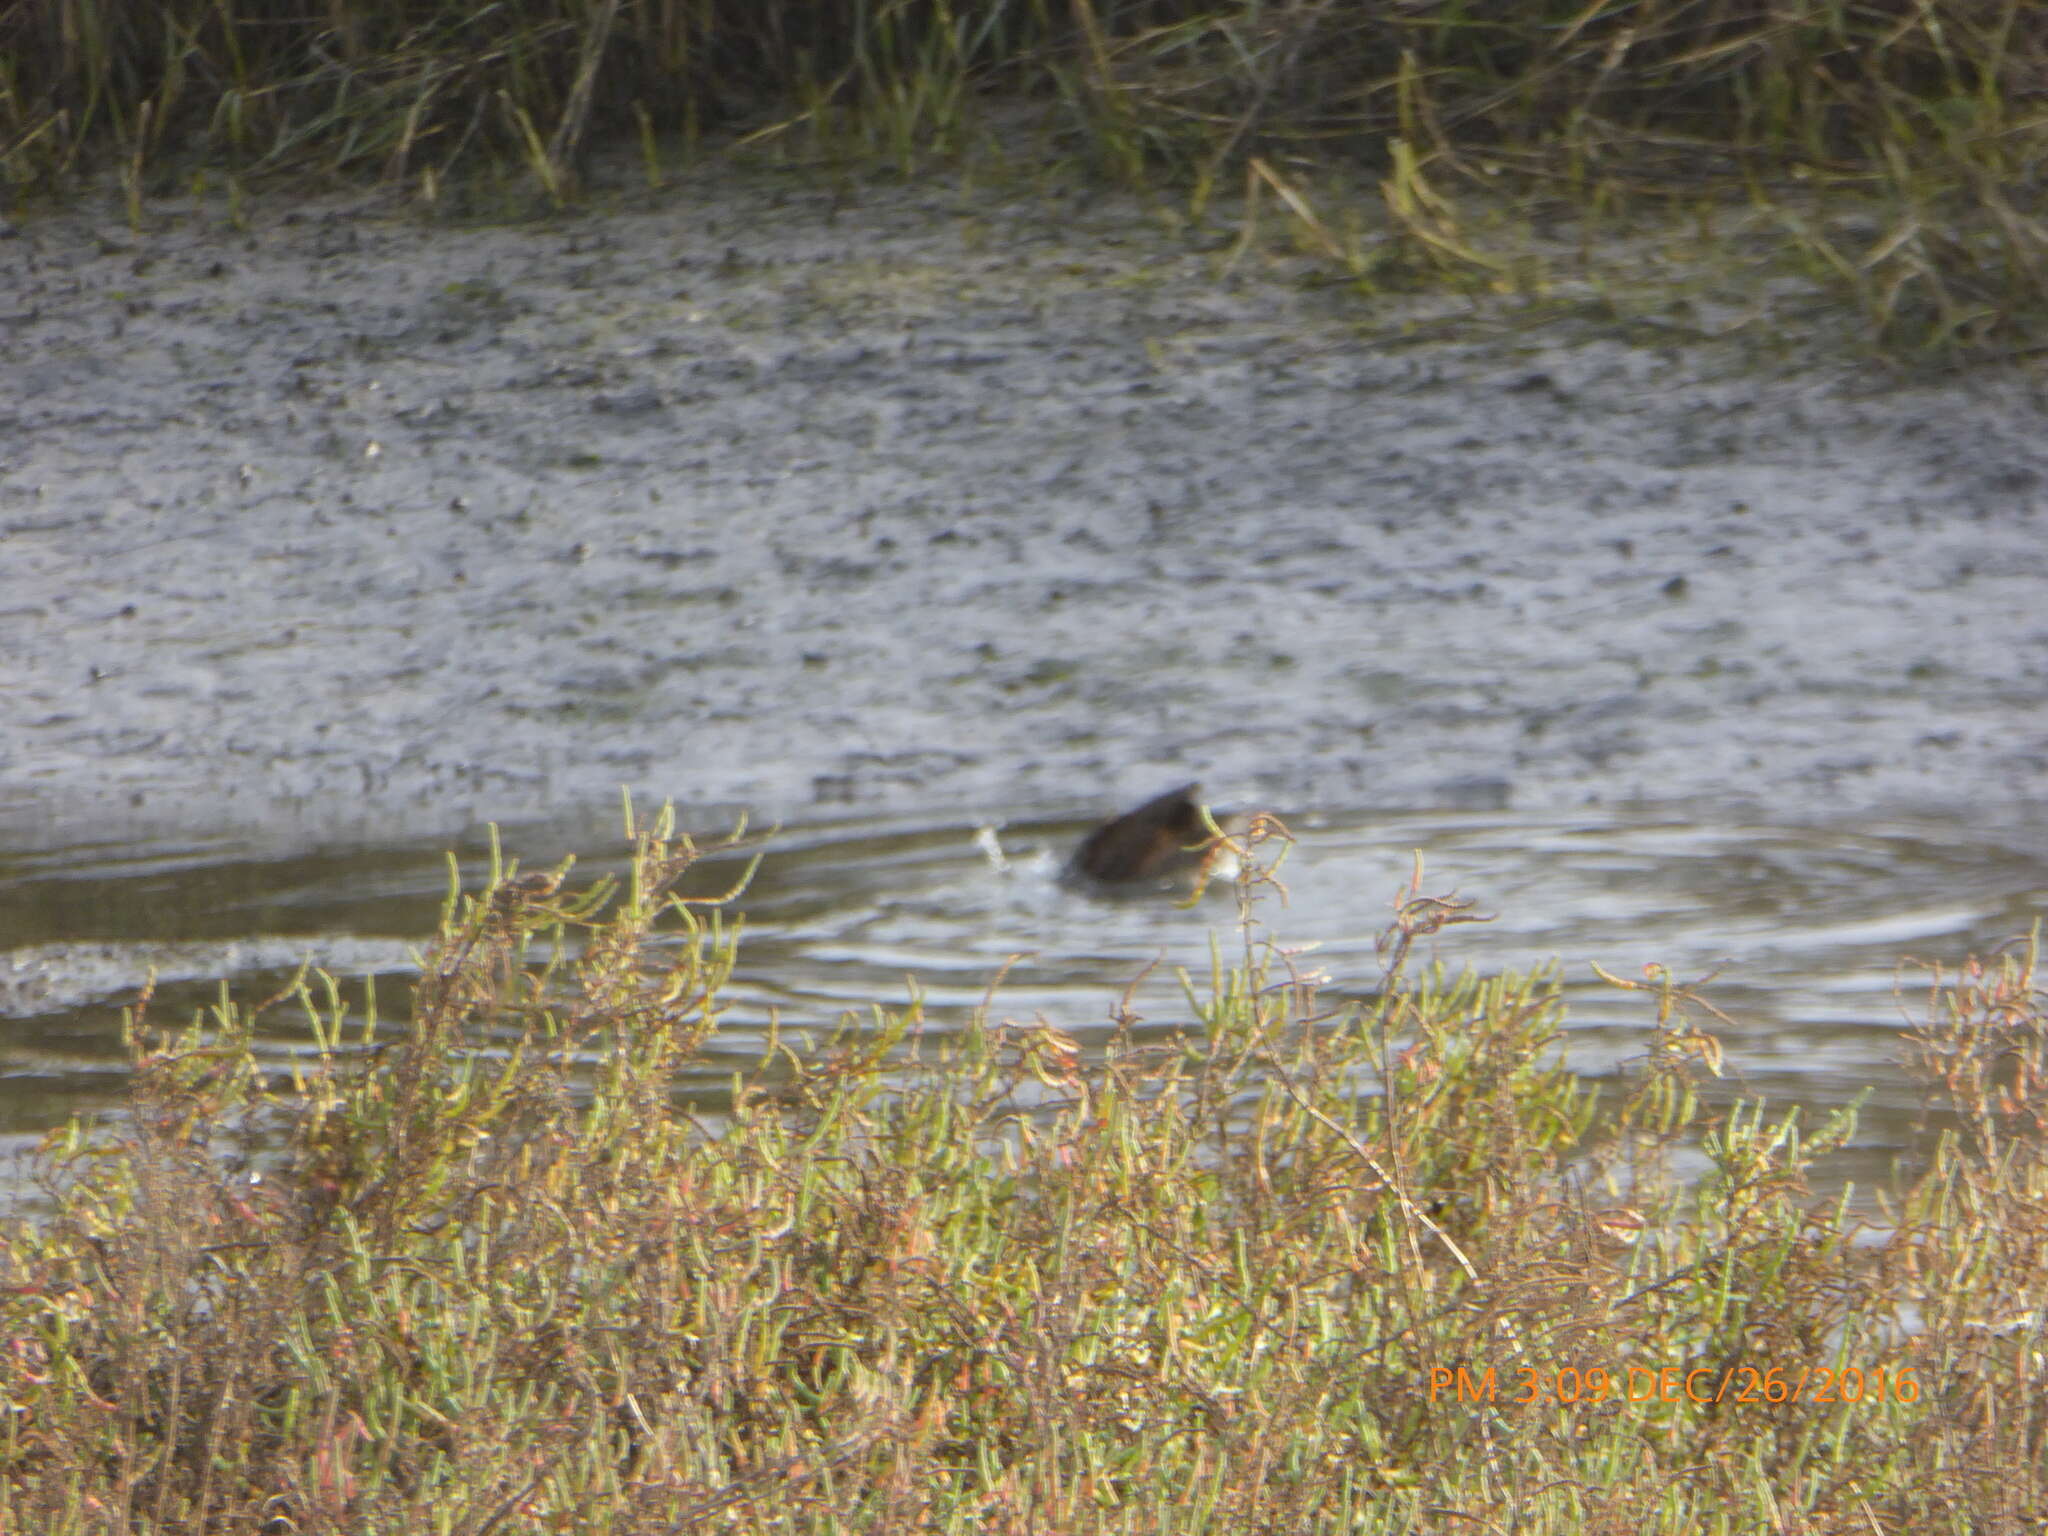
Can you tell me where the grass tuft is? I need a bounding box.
[4,2,2046,352]
[3,808,2046,1529]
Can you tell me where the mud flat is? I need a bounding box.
[3,163,2045,853]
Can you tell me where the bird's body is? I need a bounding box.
[1066,782,1226,887]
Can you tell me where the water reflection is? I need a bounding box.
[2,802,2042,1194]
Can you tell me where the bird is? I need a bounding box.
[1065,782,1233,887]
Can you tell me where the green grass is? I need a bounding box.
[4,1,2046,356]
[3,804,2045,1531]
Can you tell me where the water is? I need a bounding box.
[2,800,2042,1198]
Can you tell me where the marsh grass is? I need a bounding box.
[3,1,2045,354]
[3,805,2047,1531]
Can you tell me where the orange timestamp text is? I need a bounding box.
[1428,1364,1920,1407]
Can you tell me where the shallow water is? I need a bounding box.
[4,798,2041,1200]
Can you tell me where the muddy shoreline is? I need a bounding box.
[4,164,2046,857]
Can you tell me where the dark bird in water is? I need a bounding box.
[1066,781,1231,887]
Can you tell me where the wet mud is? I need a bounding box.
[4,166,2045,847]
